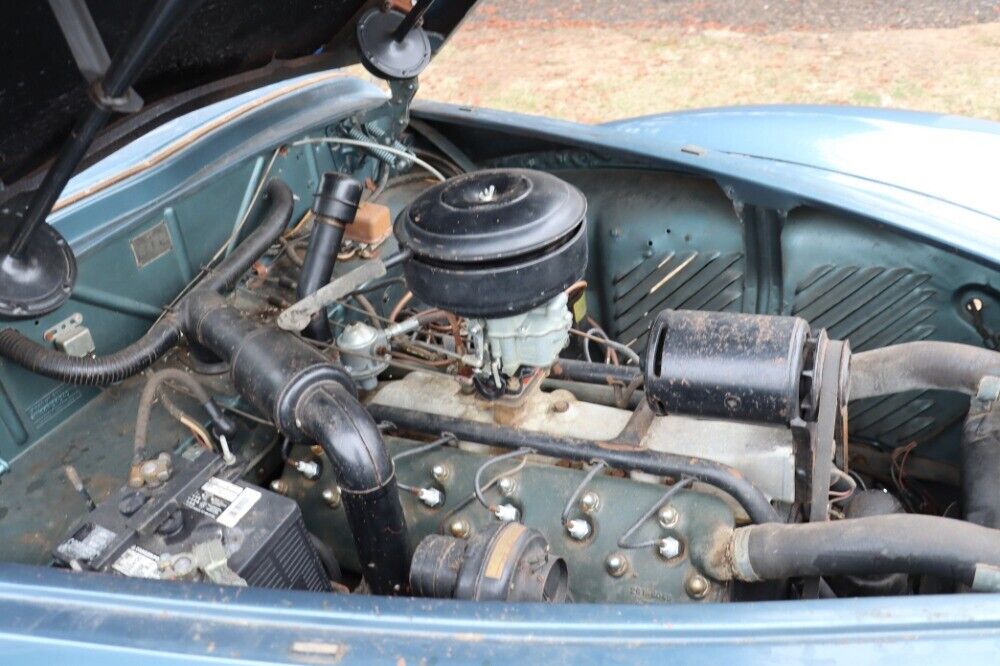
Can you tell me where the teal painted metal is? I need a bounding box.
[0,76,388,463]
[284,438,736,604]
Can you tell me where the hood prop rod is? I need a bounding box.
[7,0,196,257]
[0,0,198,317]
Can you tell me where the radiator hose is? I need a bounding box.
[705,514,1000,590]
[850,341,1000,400]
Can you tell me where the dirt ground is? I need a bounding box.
[417,2,1000,122]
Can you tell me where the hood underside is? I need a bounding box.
[0,0,476,193]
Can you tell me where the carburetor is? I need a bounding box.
[394,168,588,398]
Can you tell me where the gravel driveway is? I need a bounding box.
[469,0,1000,32]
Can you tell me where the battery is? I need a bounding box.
[53,446,332,592]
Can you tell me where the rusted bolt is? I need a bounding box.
[658,505,679,528]
[270,479,288,495]
[321,486,342,508]
[605,552,629,577]
[685,573,710,599]
[449,518,471,539]
[579,491,600,514]
[431,463,451,483]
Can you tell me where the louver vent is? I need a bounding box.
[792,265,938,444]
[611,250,744,349]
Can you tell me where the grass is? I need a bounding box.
[416,22,1000,122]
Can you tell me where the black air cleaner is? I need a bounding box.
[394,168,587,318]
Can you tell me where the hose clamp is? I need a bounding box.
[729,528,761,582]
[976,376,1000,404]
[88,79,143,113]
[972,563,1000,592]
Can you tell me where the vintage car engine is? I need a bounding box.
[267,167,824,602]
[3,161,998,607]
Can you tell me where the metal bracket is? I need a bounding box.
[43,313,95,357]
[802,336,850,598]
[342,77,421,169]
[48,0,143,113]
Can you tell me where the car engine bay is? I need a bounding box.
[0,2,998,612]
[0,121,997,605]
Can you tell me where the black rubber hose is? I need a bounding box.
[961,389,1000,529]
[181,292,408,595]
[366,404,780,524]
[296,173,361,341]
[0,179,295,386]
[0,319,180,386]
[298,221,346,341]
[203,179,295,293]
[732,515,1000,586]
[850,341,1000,400]
[297,383,408,595]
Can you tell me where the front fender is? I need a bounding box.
[605,105,1000,219]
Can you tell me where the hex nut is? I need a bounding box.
[494,503,520,522]
[321,486,342,508]
[449,518,471,538]
[497,477,517,497]
[565,518,592,541]
[685,573,710,599]
[579,491,600,514]
[417,487,444,508]
[658,505,679,528]
[657,536,682,561]
[431,463,450,483]
[605,552,629,577]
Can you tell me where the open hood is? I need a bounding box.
[0,0,477,193]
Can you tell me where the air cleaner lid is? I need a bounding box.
[395,168,586,263]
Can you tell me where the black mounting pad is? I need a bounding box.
[0,220,77,318]
[356,8,432,80]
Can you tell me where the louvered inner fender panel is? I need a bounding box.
[543,167,994,453]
